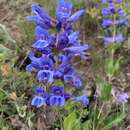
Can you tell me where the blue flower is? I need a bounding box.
[103,34,124,45]
[31,96,46,108]
[33,86,44,95]
[117,9,125,16]
[35,25,48,40]
[64,74,82,87]
[26,52,54,72]
[102,8,111,16]
[102,3,116,16]
[54,55,73,79]
[49,95,65,106]
[56,0,85,23]
[56,0,73,22]
[57,32,69,50]
[115,18,128,26]
[51,86,64,95]
[26,16,52,29]
[68,31,80,45]
[26,4,56,29]
[32,39,49,50]
[67,9,85,22]
[75,95,89,107]
[37,70,54,84]
[33,26,56,52]
[63,44,88,57]
[48,86,66,106]
[102,19,113,28]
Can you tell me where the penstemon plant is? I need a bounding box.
[101,0,128,104]
[26,0,89,108]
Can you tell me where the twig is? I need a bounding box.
[125,125,130,130]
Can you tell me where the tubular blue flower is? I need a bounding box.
[35,26,48,40]
[33,86,44,95]
[63,44,88,57]
[33,27,55,52]
[31,96,46,108]
[108,3,116,13]
[48,95,65,106]
[37,70,54,84]
[26,52,54,72]
[64,74,82,87]
[33,86,49,99]
[68,31,80,45]
[103,34,124,45]
[48,86,66,106]
[67,9,85,22]
[26,4,56,29]
[35,26,55,42]
[75,95,89,107]
[56,0,73,22]
[102,19,113,28]
[102,8,111,16]
[57,30,83,53]
[26,16,52,29]
[115,18,128,26]
[31,4,50,20]
[117,8,125,16]
[51,86,64,95]
[57,32,69,50]
[32,39,49,50]
[56,0,85,23]
[54,55,73,79]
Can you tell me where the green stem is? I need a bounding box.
[97,103,105,119]
[93,99,97,130]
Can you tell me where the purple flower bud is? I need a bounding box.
[117,93,128,104]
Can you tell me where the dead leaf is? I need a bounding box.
[1,64,10,76]
[9,92,17,100]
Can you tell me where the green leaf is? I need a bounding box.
[64,111,77,130]
[0,90,6,102]
[82,120,92,130]
[101,112,126,130]
[0,24,16,44]
[105,58,121,77]
[114,59,121,75]
[105,59,114,77]
[96,77,112,101]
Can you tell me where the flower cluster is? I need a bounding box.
[26,0,89,107]
[101,0,128,45]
